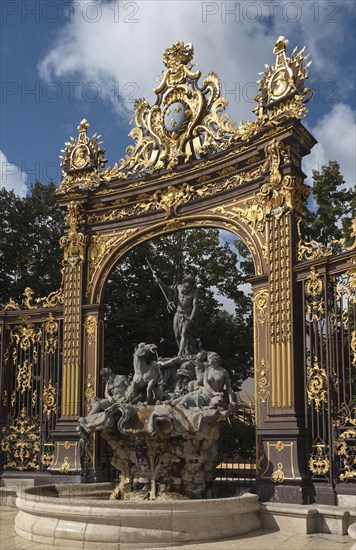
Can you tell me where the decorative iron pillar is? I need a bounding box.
[251,134,313,502]
[49,201,87,473]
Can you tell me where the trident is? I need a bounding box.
[145,258,176,312]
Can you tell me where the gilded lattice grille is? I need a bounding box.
[0,315,63,471]
[303,264,356,485]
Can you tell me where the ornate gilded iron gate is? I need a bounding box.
[296,248,356,501]
[0,311,63,472]
[0,37,355,504]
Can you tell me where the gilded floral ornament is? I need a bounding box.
[309,444,330,475]
[57,119,107,194]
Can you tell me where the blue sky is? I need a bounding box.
[1,0,355,196]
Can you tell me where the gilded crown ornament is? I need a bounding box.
[163,41,194,68]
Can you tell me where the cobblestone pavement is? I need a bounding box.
[1,507,354,550]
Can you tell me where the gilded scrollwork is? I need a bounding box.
[305,267,324,322]
[60,201,87,265]
[259,140,309,219]
[32,389,37,409]
[16,359,32,393]
[10,323,42,351]
[99,37,312,182]
[254,288,269,325]
[307,357,327,411]
[43,379,57,418]
[87,229,138,295]
[1,407,40,471]
[10,391,16,407]
[84,316,97,345]
[2,390,8,407]
[3,287,63,311]
[271,462,285,483]
[90,159,272,226]
[257,358,270,404]
[153,183,194,218]
[44,313,59,354]
[84,374,95,414]
[297,219,356,262]
[336,257,356,304]
[334,404,356,482]
[255,35,312,121]
[164,219,186,232]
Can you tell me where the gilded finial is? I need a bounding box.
[273,36,289,55]
[78,119,90,133]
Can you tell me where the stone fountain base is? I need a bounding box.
[15,483,261,549]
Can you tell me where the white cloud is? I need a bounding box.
[303,103,356,189]
[0,151,28,197]
[38,1,277,122]
[38,1,354,123]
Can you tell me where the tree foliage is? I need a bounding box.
[305,161,355,245]
[103,229,254,389]
[0,182,64,305]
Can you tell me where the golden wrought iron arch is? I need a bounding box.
[90,215,266,306]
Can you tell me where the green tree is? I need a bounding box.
[305,161,355,245]
[103,229,254,389]
[0,182,64,305]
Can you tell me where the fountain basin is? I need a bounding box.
[15,483,261,548]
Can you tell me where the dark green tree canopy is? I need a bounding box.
[0,181,64,306]
[305,160,355,245]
